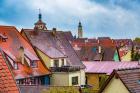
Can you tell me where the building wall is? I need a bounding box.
[102,76,130,93]
[113,50,120,61]
[51,70,85,86]
[36,49,52,68]
[69,69,85,86]
[36,49,85,86]
[86,73,99,90]
[51,72,69,86]
[121,51,132,61]
[80,69,85,85]
[86,73,108,91]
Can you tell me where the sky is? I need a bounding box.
[0,0,140,39]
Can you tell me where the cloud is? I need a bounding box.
[0,0,140,38]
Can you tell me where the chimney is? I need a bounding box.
[85,39,88,43]
[52,28,56,31]
[98,46,102,53]
[52,28,57,36]
[19,46,24,64]
[0,33,8,42]
[98,39,100,44]
[138,60,140,65]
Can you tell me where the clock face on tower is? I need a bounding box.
[37,24,44,30]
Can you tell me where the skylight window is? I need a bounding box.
[137,80,140,84]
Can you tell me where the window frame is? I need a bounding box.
[53,59,59,67]
[30,60,38,68]
[72,76,79,85]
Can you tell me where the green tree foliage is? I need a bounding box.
[134,37,140,42]
[133,52,140,61]
[41,86,80,93]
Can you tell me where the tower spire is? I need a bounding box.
[78,21,83,38]
[34,9,47,31]
[39,9,42,20]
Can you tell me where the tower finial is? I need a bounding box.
[78,21,82,27]
[38,8,42,20]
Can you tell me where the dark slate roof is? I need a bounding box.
[22,29,85,68]
[117,68,140,93]
[102,47,116,61]
[74,46,102,61]
[100,68,140,93]
[63,31,73,41]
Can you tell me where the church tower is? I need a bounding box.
[78,21,83,38]
[34,9,47,31]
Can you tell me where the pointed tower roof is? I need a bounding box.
[34,9,47,31]
[78,21,82,28]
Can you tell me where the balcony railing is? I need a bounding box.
[50,66,81,72]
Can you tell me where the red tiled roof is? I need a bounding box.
[0,26,39,61]
[0,49,19,93]
[72,37,117,61]
[113,39,133,47]
[0,26,50,79]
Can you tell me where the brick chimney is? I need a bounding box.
[18,46,24,64]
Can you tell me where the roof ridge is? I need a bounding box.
[0,25,16,28]
[117,67,140,71]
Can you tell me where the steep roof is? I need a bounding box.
[113,39,133,47]
[0,26,50,79]
[63,31,73,41]
[72,38,117,61]
[100,68,140,93]
[102,47,116,61]
[0,26,39,61]
[0,49,19,93]
[83,61,140,75]
[74,46,102,61]
[22,29,85,68]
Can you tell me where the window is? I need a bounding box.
[99,77,101,82]
[14,62,18,70]
[30,61,37,68]
[72,76,78,85]
[54,60,59,67]
[62,59,64,66]
[137,80,140,84]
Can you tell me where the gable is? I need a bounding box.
[102,76,130,93]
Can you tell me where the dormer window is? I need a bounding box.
[14,62,18,70]
[54,60,59,67]
[62,59,64,66]
[30,60,37,68]
[0,33,8,42]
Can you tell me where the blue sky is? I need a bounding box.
[0,0,140,39]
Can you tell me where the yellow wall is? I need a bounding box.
[86,74,108,91]
[121,51,132,61]
[86,73,99,90]
[102,76,130,93]
[36,49,52,68]
[35,49,86,86]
